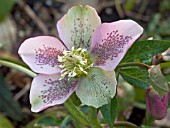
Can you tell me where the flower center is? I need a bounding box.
[58,47,93,79]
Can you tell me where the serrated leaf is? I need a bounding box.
[100,97,117,128]
[0,0,14,22]
[0,115,15,128]
[121,40,170,64]
[0,73,23,121]
[120,67,150,89]
[148,65,169,97]
[34,115,62,127]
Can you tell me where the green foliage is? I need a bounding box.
[0,0,14,22]
[159,0,170,12]
[119,67,150,89]
[34,115,62,127]
[0,115,14,128]
[124,0,136,10]
[100,97,117,128]
[149,65,169,97]
[146,14,170,39]
[0,73,23,121]
[121,40,170,64]
[60,115,73,128]
[159,18,170,36]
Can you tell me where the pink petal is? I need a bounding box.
[90,20,143,71]
[30,74,78,112]
[18,36,67,74]
[57,5,101,50]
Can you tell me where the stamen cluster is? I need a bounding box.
[58,47,93,79]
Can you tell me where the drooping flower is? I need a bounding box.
[18,5,143,112]
[146,86,168,120]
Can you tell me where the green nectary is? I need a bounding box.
[58,47,93,79]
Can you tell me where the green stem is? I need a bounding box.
[0,60,36,78]
[87,106,102,128]
[64,98,89,126]
[117,62,151,69]
[113,121,139,128]
[115,0,124,18]
[145,109,155,126]
[60,115,72,128]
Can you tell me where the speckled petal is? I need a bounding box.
[18,36,67,74]
[57,5,101,51]
[30,74,78,112]
[90,20,143,71]
[76,67,117,108]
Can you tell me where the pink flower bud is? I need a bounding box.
[146,87,169,120]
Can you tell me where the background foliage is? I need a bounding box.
[0,0,170,127]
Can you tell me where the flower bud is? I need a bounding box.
[146,86,168,120]
[162,47,170,61]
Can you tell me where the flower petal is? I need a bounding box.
[30,74,78,112]
[18,36,67,74]
[57,5,101,51]
[76,67,117,108]
[90,20,143,71]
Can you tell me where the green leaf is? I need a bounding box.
[100,97,117,128]
[148,65,169,97]
[34,115,62,127]
[120,67,150,89]
[25,112,66,128]
[121,40,170,64]
[165,75,170,83]
[0,0,14,22]
[0,73,23,121]
[160,62,170,82]
[0,115,15,128]
[160,61,170,69]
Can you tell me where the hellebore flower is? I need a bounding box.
[146,86,169,120]
[18,5,143,112]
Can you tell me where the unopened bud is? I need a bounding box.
[162,47,170,61]
[146,86,168,120]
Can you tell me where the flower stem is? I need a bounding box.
[113,121,139,128]
[117,62,151,69]
[64,98,89,126]
[87,106,102,128]
[0,60,36,78]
